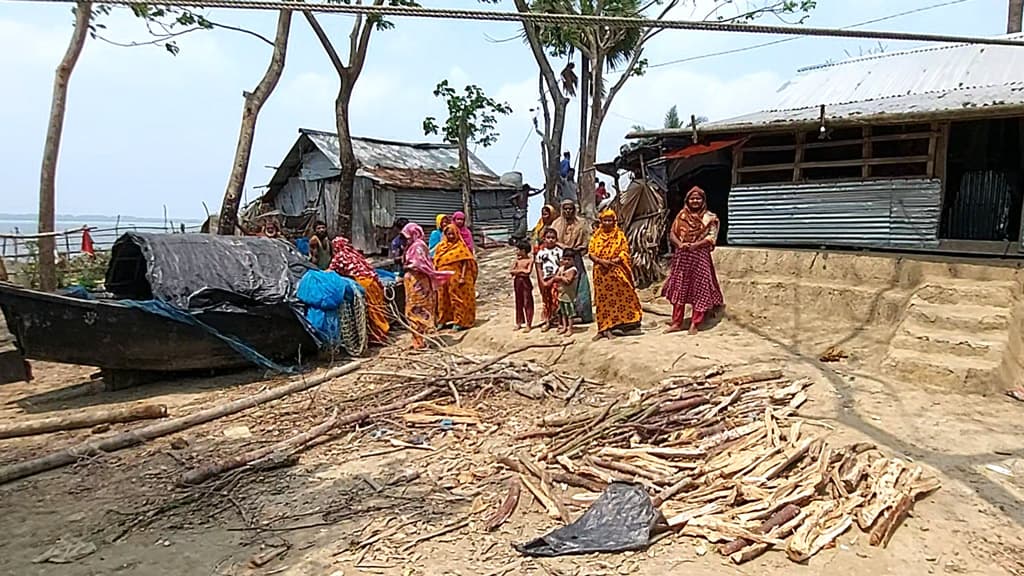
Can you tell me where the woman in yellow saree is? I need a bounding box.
[433,223,479,330]
[588,208,643,340]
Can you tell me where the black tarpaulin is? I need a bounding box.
[515,483,663,557]
[106,232,315,311]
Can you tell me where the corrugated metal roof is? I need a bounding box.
[629,34,1024,138]
[301,128,501,183]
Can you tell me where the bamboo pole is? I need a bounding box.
[0,361,363,485]
[0,403,167,439]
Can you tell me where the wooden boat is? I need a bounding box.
[0,283,319,376]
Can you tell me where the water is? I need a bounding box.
[0,215,204,256]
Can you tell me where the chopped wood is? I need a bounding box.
[0,403,168,439]
[484,478,521,531]
[399,518,470,552]
[0,361,364,485]
[519,474,562,520]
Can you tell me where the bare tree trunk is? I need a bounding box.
[458,120,473,225]
[548,98,568,204]
[38,1,91,291]
[1010,0,1023,33]
[579,53,605,219]
[335,81,356,237]
[218,10,292,236]
[578,51,590,199]
[533,72,552,202]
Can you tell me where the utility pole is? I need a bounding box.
[1010,0,1023,34]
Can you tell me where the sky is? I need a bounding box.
[0,0,1014,222]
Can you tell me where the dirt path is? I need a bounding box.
[0,248,1021,576]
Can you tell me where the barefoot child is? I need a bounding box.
[510,240,535,331]
[535,228,563,331]
[555,249,579,335]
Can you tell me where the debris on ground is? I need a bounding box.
[501,369,941,564]
[819,346,849,363]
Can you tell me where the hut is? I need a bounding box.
[258,129,517,253]
[624,34,1024,256]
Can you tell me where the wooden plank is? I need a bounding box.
[793,132,805,183]
[926,122,938,177]
[738,144,796,153]
[731,147,743,186]
[739,156,930,173]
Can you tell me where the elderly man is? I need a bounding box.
[550,199,593,324]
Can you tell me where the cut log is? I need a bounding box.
[0,403,168,439]
[0,361,363,485]
[180,385,436,485]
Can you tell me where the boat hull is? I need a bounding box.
[0,284,318,373]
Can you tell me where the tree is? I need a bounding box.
[36,3,216,291]
[529,0,815,217]
[218,11,293,235]
[423,81,512,225]
[305,1,416,238]
[664,104,681,129]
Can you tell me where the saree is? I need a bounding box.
[588,210,643,333]
[661,187,724,319]
[329,236,389,344]
[428,214,445,257]
[531,204,557,251]
[402,223,452,348]
[433,224,478,329]
[453,211,475,253]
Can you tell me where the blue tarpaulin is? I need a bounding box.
[296,270,364,344]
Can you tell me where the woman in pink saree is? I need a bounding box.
[401,223,452,349]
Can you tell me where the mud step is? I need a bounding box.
[882,348,1003,394]
[904,300,1012,332]
[914,280,1018,306]
[890,327,1006,359]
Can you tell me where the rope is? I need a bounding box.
[7,0,1024,48]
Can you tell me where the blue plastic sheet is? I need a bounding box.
[296,270,364,344]
[121,299,292,373]
[375,268,398,283]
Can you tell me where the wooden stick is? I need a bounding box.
[399,518,470,552]
[180,386,436,485]
[0,361,364,485]
[0,403,168,439]
[519,473,562,519]
[518,452,571,523]
[484,477,521,531]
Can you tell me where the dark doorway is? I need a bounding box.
[941,118,1024,241]
[664,165,732,251]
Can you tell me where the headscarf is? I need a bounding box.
[551,201,589,250]
[532,204,557,244]
[588,209,631,267]
[402,223,453,288]
[672,186,719,244]
[453,211,475,252]
[329,236,376,279]
[428,214,446,255]
[434,224,476,268]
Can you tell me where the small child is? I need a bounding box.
[510,240,535,331]
[535,228,563,331]
[554,248,579,335]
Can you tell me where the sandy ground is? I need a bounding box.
[0,248,1022,576]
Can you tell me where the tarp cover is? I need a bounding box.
[514,483,662,557]
[107,232,315,311]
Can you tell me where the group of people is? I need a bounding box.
[258,184,724,349]
[396,212,479,349]
[512,186,724,339]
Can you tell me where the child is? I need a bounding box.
[554,248,579,335]
[510,240,535,331]
[535,228,563,332]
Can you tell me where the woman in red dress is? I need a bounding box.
[662,186,724,334]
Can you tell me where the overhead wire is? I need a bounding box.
[6,0,1024,48]
[646,0,977,69]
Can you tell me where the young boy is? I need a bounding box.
[510,240,535,331]
[554,248,579,335]
[535,228,563,332]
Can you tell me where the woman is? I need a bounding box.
[588,208,643,340]
[434,223,478,330]
[428,214,450,257]
[531,204,557,250]
[401,223,452,349]
[328,236,390,345]
[550,200,594,325]
[452,211,475,253]
[662,186,724,334]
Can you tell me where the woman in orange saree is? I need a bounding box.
[588,208,643,340]
[401,223,452,349]
[328,236,390,345]
[433,223,479,331]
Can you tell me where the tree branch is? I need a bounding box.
[351,0,385,77]
[208,18,275,46]
[93,26,201,48]
[304,11,346,74]
[513,0,567,106]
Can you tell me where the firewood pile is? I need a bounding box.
[502,369,941,564]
